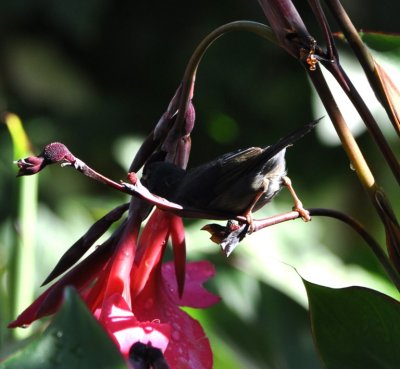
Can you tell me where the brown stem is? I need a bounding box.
[321,61,400,184]
[304,1,400,183]
[324,0,400,136]
[308,66,400,252]
[252,210,301,231]
[70,158,133,194]
[308,66,376,190]
[307,0,338,60]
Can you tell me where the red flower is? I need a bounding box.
[9,209,220,369]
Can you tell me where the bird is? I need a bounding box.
[141,119,320,222]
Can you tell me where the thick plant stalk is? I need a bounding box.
[324,0,400,136]
[256,0,400,279]
[308,0,400,183]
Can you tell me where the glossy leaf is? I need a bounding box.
[1,287,127,369]
[304,280,400,369]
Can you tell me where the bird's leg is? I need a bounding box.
[242,187,266,232]
[282,176,311,221]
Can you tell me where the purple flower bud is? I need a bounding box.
[15,142,76,177]
[41,142,76,163]
[258,0,313,59]
[15,156,45,177]
[184,101,195,135]
[154,86,182,139]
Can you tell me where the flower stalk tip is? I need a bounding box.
[15,142,77,177]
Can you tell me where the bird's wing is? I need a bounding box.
[211,147,265,192]
[173,147,260,208]
[214,118,322,189]
[174,119,321,212]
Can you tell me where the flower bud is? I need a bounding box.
[16,142,76,176]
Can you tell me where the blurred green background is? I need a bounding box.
[0,1,399,368]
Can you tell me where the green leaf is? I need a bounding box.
[304,280,400,369]
[1,287,127,369]
[3,112,32,160]
[360,31,400,54]
[4,113,38,339]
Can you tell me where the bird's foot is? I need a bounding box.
[282,176,311,222]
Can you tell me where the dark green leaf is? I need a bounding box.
[304,280,400,369]
[0,287,127,369]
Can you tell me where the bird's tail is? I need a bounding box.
[259,117,323,161]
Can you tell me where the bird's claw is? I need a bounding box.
[293,203,311,222]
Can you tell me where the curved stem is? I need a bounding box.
[308,208,400,292]
[166,21,276,155]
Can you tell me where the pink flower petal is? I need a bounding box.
[131,210,171,299]
[100,293,171,357]
[9,203,219,369]
[133,261,218,369]
[101,214,140,305]
[162,261,221,308]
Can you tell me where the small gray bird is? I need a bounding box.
[142,119,320,220]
